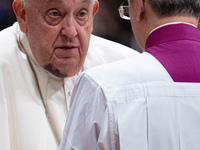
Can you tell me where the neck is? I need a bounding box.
[142,15,198,51]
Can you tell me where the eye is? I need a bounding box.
[78,11,86,18]
[45,9,63,26]
[50,11,60,17]
[48,9,62,18]
[75,9,89,26]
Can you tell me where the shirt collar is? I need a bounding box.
[145,23,200,50]
[150,22,197,35]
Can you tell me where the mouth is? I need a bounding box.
[54,45,78,58]
[59,46,76,50]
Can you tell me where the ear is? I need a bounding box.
[90,0,99,33]
[13,0,27,33]
[92,0,99,17]
[135,0,145,22]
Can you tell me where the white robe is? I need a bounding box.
[0,23,139,150]
[60,53,200,150]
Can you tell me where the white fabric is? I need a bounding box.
[0,22,139,150]
[60,53,200,150]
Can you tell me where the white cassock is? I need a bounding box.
[0,23,139,150]
[60,52,200,150]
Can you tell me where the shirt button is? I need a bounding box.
[68,90,72,96]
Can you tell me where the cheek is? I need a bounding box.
[79,22,92,50]
[26,11,58,47]
[27,26,58,64]
[87,19,94,33]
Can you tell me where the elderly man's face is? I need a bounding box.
[18,0,98,78]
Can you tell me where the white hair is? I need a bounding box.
[21,0,30,7]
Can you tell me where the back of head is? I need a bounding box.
[148,0,200,18]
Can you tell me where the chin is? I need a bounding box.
[44,64,68,78]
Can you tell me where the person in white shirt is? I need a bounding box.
[60,0,200,149]
[0,0,139,149]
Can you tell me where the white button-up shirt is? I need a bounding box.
[60,53,200,150]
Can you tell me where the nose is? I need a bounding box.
[60,18,78,38]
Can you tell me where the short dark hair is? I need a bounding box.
[147,0,200,18]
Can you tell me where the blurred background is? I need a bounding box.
[0,0,142,52]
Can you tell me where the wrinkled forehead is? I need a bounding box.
[46,0,95,4]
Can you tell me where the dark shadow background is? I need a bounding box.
[0,0,142,52]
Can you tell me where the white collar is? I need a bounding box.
[150,22,197,35]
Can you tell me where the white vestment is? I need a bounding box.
[60,53,200,150]
[0,23,139,150]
